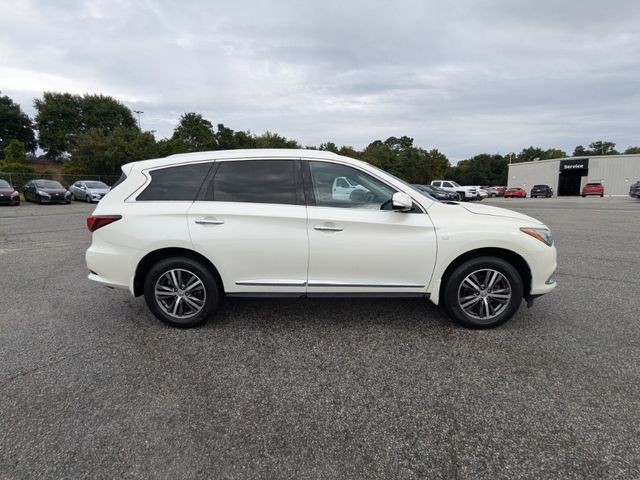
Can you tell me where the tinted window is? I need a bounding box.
[36,180,63,189]
[308,161,396,209]
[86,181,108,189]
[137,163,212,201]
[212,160,297,205]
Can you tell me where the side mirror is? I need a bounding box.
[392,192,413,212]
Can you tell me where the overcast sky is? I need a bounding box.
[1,0,639,160]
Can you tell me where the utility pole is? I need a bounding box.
[133,110,144,130]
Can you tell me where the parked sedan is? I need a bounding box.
[486,187,504,198]
[531,184,553,198]
[0,179,20,205]
[582,182,604,197]
[504,188,527,198]
[23,179,72,204]
[70,180,111,203]
[412,184,458,201]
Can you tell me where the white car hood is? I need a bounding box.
[461,202,544,225]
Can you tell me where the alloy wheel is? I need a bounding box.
[154,268,207,320]
[457,268,512,321]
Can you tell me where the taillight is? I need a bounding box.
[87,215,122,232]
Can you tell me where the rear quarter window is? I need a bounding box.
[137,163,213,201]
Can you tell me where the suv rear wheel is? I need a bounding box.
[443,256,524,328]
[143,256,220,328]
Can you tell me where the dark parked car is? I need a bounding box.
[0,179,20,205]
[630,181,640,199]
[0,178,20,205]
[412,184,458,201]
[23,179,72,204]
[531,184,553,198]
[582,182,604,197]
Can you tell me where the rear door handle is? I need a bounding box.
[195,218,224,225]
[314,224,343,232]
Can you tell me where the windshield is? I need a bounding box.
[35,180,64,189]
[450,181,461,187]
[0,180,10,188]
[85,181,108,189]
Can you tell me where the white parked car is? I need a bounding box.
[430,180,478,201]
[86,150,557,329]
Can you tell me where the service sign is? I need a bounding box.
[560,159,589,170]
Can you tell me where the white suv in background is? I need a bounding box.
[86,149,557,329]
[430,180,478,201]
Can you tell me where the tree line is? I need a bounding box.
[1,91,639,185]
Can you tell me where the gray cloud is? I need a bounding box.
[1,0,638,160]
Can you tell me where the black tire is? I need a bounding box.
[600,194,604,197]
[442,256,524,328]
[86,193,92,203]
[143,256,220,328]
[36,195,42,205]
[457,192,465,201]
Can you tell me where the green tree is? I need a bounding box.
[450,154,508,186]
[516,146,544,163]
[34,92,136,158]
[624,146,640,154]
[589,141,618,155]
[515,146,566,163]
[359,137,450,183]
[80,94,136,134]
[573,141,619,156]
[66,128,158,175]
[253,131,299,149]
[0,93,36,158]
[171,112,217,152]
[543,148,566,159]
[3,139,27,163]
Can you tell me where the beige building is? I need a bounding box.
[507,154,640,196]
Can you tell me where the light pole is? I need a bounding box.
[133,110,144,130]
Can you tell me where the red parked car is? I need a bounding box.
[582,182,604,197]
[504,187,527,198]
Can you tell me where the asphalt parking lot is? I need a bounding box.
[1,197,639,479]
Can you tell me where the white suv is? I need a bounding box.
[86,149,557,328]
[430,181,478,201]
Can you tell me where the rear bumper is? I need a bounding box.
[86,242,140,295]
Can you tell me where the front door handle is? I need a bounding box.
[314,224,343,232]
[195,218,224,225]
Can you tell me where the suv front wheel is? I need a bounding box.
[443,256,524,328]
[143,256,220,328]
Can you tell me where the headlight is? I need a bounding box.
[11,191,19,197]
[37,190,50,197]
[520,227,553,246]
[65,191,71,197]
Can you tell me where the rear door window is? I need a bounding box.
[210,160,299,205]
[137,162,213,201]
